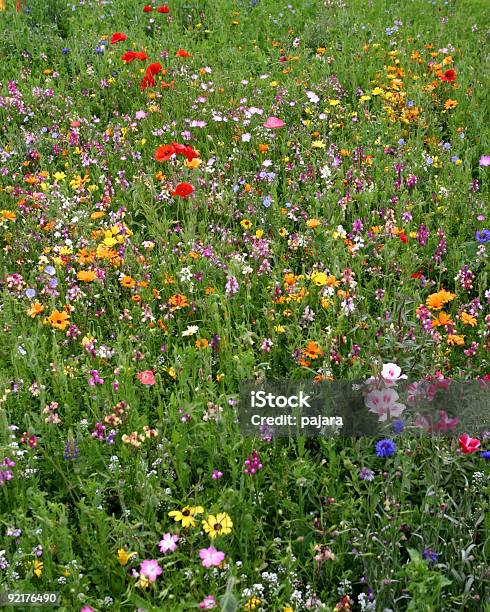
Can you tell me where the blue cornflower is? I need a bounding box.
[422,548,438,564]
[481,451,490,460]
[476,229,490,243]
[392,419,405,434]
[61,48,70,55]
[375,438,396,458]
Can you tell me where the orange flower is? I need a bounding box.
[47,309,70,330]
[460,312,477,327]
[120,276,136,289]
[27,302,44,318]
[444,99,458,110]
[77,270,97,282]
[1,210,16,221]
[168,294,189,309]
[426,290,456,311]
[431,312,453,327]
[195,338,209,349]
[447,334,465,346]
[303,340,323,359]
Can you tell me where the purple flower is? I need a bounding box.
[479,155,490,167]
[359,466,375,481]
[243,450,263,475]
[212,469,223,480]
[375,438,396,458]
[481,451,490,460]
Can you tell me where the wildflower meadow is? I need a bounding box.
[0,0,489,610]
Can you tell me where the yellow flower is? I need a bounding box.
[241,219,252,230]
[168,505,204,528]
[311,140,326,149]
[278,227,288,237]
[244,597,261,611]
[136,574,150,589]
[33,560,43,578]
[202,512,233,539]
[310,271,328,286]
[184,157,202,169]
[371,87,384,96]
[328,99,340,106]
[255,229,264,239]
[117,548,137,566]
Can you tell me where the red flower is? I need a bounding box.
[155,144,176,162]
[157,5,170,12]
[399,233,408,243]
[459,433,481,454]
[110,32,127,45]
[172,182,193,198]
[441,69,456,82]
[145,62,163,77]
[143,4,153,11]
[183,146,199,161]
[138,370,155,385]
[140,75,155,90]
[121,51,148,63]
[176,49,191,58]
[411,272,423,279]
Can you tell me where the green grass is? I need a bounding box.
[0,0,489,610]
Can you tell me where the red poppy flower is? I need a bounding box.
[399,233,408,243]
[121,51,148,63]
[411,272,423,279]
[176,49,191,58]
[155,144,176,162]
[183,146,199,161]
[171,142,187,156]
[143,4,153,11]
[172,182,193,198]
[459,433,481,454]
[110,32,127,45]
[145,62,163,77]
[140,75,155,90]
[157,5,170,12]
[441,69,456,82]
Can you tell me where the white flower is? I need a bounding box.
[182,325,199,337]
[306,90,320,104]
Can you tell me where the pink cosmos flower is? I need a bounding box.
[199,595,217,610]
[263,116,285,129]
[139,559,163,582]
[365,388,406,422]
[138,370,155,385]
[199,546,225,568]
[459,433,481,454]
[159,533,179,554]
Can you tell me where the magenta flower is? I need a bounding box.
[139,559,163,582]
[159,533,179,554]
[199,546,225,568]
[212,469,223,480]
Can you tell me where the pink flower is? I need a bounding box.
[365,388,406,422]
[159,533,179,554]
[199,546,225,568]
[380,363,407,386]
[459,433,481,454]
[140,559,163,582]
[138,370,155,385]
[263,116,285,129]
[81,608,94,612]
[199,595,217,610]
[212,469,223,480]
